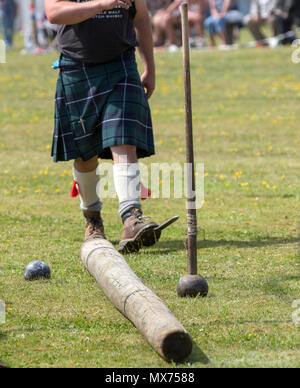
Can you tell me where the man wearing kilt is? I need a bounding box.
[45,0,159,254]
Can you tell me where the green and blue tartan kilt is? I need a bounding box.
[51,49,155,162]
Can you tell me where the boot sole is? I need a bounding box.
[118,225,161,255]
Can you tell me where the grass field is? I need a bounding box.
[0,38,300,368]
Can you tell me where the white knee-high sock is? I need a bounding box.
[113,163,141,217]
[73,167,102,212]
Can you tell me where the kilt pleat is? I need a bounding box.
[51,49,155,162]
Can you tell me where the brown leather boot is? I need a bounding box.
[118,208,160,254]
[83,211,106,241]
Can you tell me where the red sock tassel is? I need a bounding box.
[141,181,151,201]
[71,180,79,198]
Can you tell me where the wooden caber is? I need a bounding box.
[80,238,193,362]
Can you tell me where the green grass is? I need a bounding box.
[0,37,300,368]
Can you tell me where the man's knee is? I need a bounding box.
[74,156,98,172]
[111,145,137,164]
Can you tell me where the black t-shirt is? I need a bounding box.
[57,2,138,64]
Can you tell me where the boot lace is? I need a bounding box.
[133,209,151,224]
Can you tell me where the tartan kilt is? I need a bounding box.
[51,49,155,162]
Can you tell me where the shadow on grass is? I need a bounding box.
[136,237,299,254]
[183,341,210,366]
[110,237,299,260]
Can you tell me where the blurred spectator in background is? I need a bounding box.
[151,0,182,48]
[291,0,300,27]
[236,0,251,17]
[0,0,16,49]
[151,0,208,49]
[244,0,276,46]
[271,0,296,45]
[187,0,208,48]
[224,0,251,45]
[20,0,47,54]
[147,0,172,47]
[204,0,233,47]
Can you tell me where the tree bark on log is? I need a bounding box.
[80,238,193,362]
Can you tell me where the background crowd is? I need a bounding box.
[148,0,300,49]
[0,0,57,53]
[0,0,300,53]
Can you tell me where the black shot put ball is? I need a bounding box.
[24,261,51,281]
[177,274,208,298]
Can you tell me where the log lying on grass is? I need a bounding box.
[80,238,193,362]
